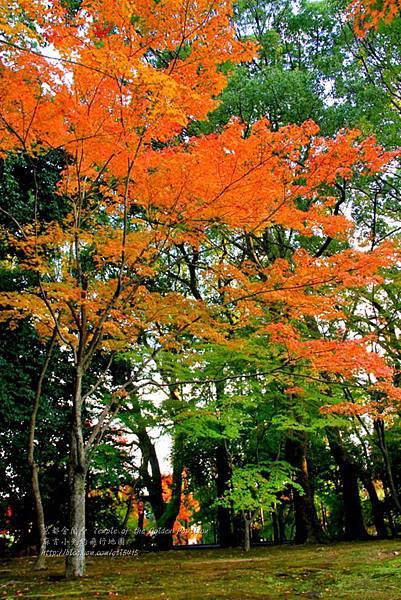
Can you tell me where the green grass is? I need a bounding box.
[2,540,401,599]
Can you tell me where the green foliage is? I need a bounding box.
[217,461,303,514]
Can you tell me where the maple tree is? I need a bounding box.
[1,0,401,577]
[0,0,253,576]
[349,0,401,35]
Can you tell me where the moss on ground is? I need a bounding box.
[1,540,401,599]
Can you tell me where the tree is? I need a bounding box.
[0,0,252,576]
[0,149,71,565]
[218,462,302,551]
[1,0,400,577]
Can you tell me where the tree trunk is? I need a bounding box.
[286,432,324,544]
[66,368,87,578]
[363,478,388,538]
[272,510,280,545]
[242,511,251,552]
[137,421,184,550]
[272,503,285,544]
[119,492,134,550]
[27,331,56,570]
[216,442,234,547]
[374,419,401,516]
[327,428,369,541]
[383,487,397,537]
[214,380,235,548]
[155,434,184,550]
[66,466,86,577]
[29,463,47,570]
[278,502,287,543]
[136,500,145,549]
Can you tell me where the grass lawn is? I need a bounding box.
[2,540,401,599]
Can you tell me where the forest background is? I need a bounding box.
[0,0,401,580]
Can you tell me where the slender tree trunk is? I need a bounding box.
[383,487,397,537]
[137,501,145,549]
[286,432,324,544]
[118,491,134,550]
[321,502,328,533]
[27,331,56,570]
[121,492,133,532]
[272,510,280,545]
[215,379,234,547]
[242,511,251,552]
[272,502,285,544]
[278,503,286,543]
[29,463,47,569]
[326,428,369,541]
[374,419,401,516]
[66,367,87,578]
[216,442,234,548]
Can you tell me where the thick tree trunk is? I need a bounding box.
[155,518,176,551]
[286,432,324,544]
[66,466,87,577]
[137,421,184,550]
[363,478,388,538]
[327,428,369,541]
[66,368,87,578]
[156,434,184,550]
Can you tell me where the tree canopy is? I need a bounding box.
[1,0,401,579]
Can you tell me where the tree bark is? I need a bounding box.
[137,421,183,550]
[66,367,87,578]
[286,432,324,544]
[66,464,86,577]
[374,419,401,515]
[326,428,369,541]
[242,511,251,552]
[27,330,56,570]
[29,463,47,570]
[216,442,234,548]
[155,434,184,550]
[215,380,234,548]
[136,500,145,549]
[362,477,388,538]
[272,510,280,545]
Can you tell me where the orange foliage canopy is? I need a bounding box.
[135,120,394,237]
[0,0,254,154]
[0,0,254,356]
[0,0,399,415]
